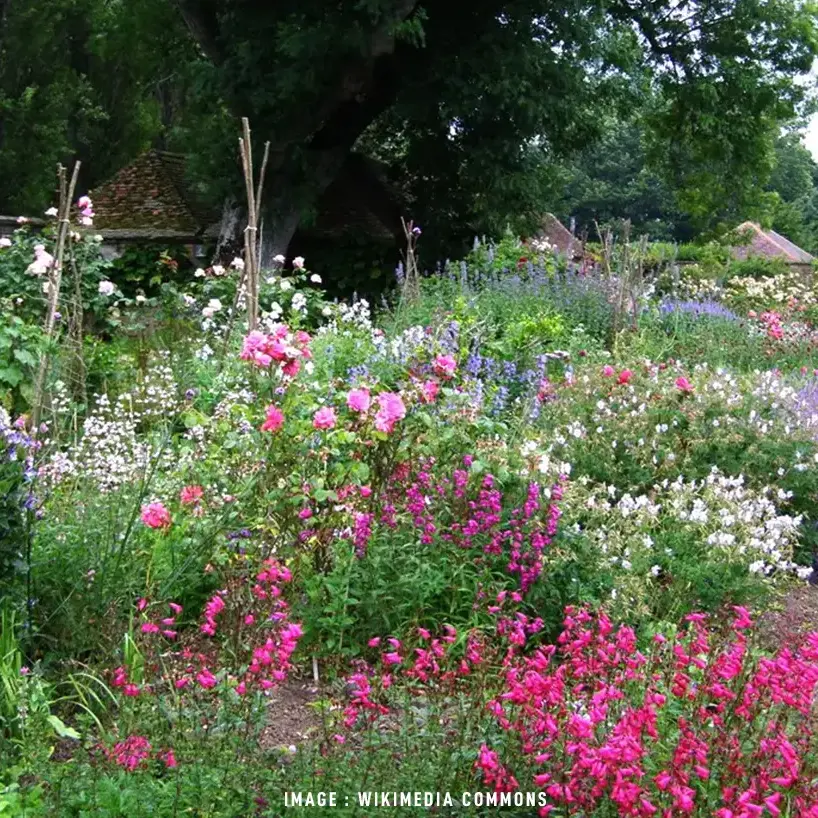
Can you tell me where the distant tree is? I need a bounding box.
[0,0,194,212]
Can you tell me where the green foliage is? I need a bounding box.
[0,311,45,412]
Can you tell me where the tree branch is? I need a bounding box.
[171,0,224,64]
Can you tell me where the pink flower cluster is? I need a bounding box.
[400,461,564,590]
[328,388,407,434]
[477,607,818,817]
[180,558,301,695]
[106,736,176,771]
[239,326,311,375]
[759,311,784,341]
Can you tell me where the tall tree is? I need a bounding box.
[0,0,193,212]
[169,0,818,259]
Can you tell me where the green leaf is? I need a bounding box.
[12,349,36,366]
[47,715,80,740]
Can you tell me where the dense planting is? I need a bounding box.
[2,226,818,815]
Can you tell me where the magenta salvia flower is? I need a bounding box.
[108,735,151,771]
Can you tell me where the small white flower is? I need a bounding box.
[194,268,206,278]
[182,294,196,307]
[98,280,115,296]
[231,256,245,271]
[650,565,661,577]
[273,254,285,265]
[310,273,322,284]
[0,237,11,248]
[94,234,103,242]
[80,216,93,226]
[292,256,305,269]
[322,306,333,317]
[212,265,225,276]
[44,207,58,217]
[136,294,147,304]
[279,280,292,291]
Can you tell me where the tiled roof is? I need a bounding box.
[539,213,582,258]
[731,221,814,264]
[91,150,219,237]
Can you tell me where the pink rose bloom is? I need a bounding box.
[141,502,171,529]
[261,404,284,432]
[180,485,203,505]
[313,407,337,430]
[374,392,406,433]
[617,369,633,385]
[420,380,439,403]
[359,485,372,497]
[675,376,694,394]
[433,354,457,379]
[602,365,615,377]
[347,387,371,413]
[298,508,313,520]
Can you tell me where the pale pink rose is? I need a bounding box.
[347,388,371,413]
[313,407,337,430]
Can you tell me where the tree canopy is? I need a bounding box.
[1,0,817,260]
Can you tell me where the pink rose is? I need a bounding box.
[602,365,615,377]
[261,405,284,433]
[347,388,371,413]
[374,392,406,433]
[617,369,633,385]
[313,407,337,430]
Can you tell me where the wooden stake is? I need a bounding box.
[31,162,81,432]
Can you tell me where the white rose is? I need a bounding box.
[310,273,322,283]
[273,254,285,265]
[98,280,115,296]
[231,257,245,270]
[0,238,11,248]
[194,268,206,278]
[207,298,222,312]
[292,256,305,269]
[212,265,225,276]
[44,207,58,217]
[279,280,292,291]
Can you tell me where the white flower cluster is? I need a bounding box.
[574,468,805,579]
